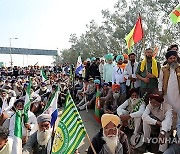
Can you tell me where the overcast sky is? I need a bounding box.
[0,0,118,66]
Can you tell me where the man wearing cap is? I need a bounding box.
[23,114,52,154]
[117,88,145,135]
[124,53,140,98]
[103,54,114,86]
[158,50,180,113]
[87,114,130,154]
[142,94,173,153]
[136,48,161,104]
[111,84,121,111]
[112,55,127,105]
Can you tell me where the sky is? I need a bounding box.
[0,0,117,66]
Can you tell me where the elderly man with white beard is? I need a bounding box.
[117,88,145,134]
[23,114,52,154]
[87,114,130,154]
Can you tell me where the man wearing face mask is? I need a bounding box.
[117,88,145,134]
[136,48,161,104]
[8,99,37,143]
[23,114,52,154]
[142,94,172,153]
[111,84,121,112]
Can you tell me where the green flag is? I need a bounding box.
[40,68,48,82]
[24,81,32,123]
[170,4,180,24]
[12,111,22,154]
[51,93,86,154]
[94,84,101,123]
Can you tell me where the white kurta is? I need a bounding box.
[159,68,180,112]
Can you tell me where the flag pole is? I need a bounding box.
[85,132,97,154]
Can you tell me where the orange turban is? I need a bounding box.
[123,53,128,59]
[101,114,120,128]
[112,84,120,92]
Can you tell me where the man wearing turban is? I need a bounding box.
[103,54,114,86]
[112,55,127,105]
[87,114,130,154]
[142,94,173,153]
[158,50,180,113]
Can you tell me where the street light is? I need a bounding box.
[9,37,18,67]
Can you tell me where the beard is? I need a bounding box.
[102,130,118,154]
[130,98,138,105]
[170,62,178,69]
[113,92,120,100]
[146,56,152,60]
[37,128,52,146]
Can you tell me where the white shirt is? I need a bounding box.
[112,65,125,84]
[117,99,145,118]
[124,61,140,88]
[142,102,172,132]
[0,138,13,154]
[1,96,16,112]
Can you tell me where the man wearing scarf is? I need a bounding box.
[112,55,127,105]
[158,51,180,113]
[136,48,160,104]
[117,88,145,134]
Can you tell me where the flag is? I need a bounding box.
[43,87,59,127]
[75,55,83,76]
[153,46,159,57]
[51,93,86,154]
[12,111,22,154]
[125,15,144,53]
[94,84,101,123]
[170,4,180,24]
[24,81,32,123]
[40,68,48,82]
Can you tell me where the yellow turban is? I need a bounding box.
[101,114,120,128]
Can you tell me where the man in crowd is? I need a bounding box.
[99,83,113,114]
[124,53,140,98]
[89,57,101,80]
[103,54,114,86]
[111,84,121,112]
[0,89,16,113]
[87,114,130,154]
[0,126,13,154]
[117,88,145,135]
[142,94,173,153]
[136,48,161,104]
[112,55,126,104]
[158,51,180,113]
[23,114,52,154]
[99,58,105,83]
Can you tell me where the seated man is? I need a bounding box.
[163,110,180,154]
[99,83,113,114]
[111,84,121,112]
[23,114,52,154]
[0,126,13,154]
[77,78,95,111]
[8,99,37,143]
[117,88,145,134]
[142,94,173,153]
[87,114,130,154]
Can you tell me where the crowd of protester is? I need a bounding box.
[0,44,179,154]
